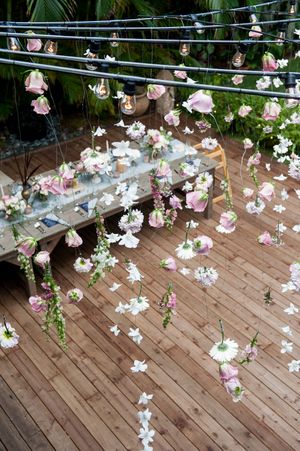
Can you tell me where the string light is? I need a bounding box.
[85,40,101,70]
[94,63,110,100]
[110,22,120,47]
[44,29,59,54]
[191,14,205,35]
[276,22,287,46]
[289,0,297,14]
[179,30,191,57]
[284,73,300,108]
[7,27,20,51]
[232,43,249,68]
[121,81,136,115]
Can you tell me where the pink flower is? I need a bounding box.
[262,52,278,72]
[164,110,180,126]
[238,105,252,117]
[193,235,213,255]
[31,96,51,115]
[247,152,261,167]
[29,295,47,313]
[34,250,50,269]
[147,84,166,100]
[17,237,37,257]
[242,187,254,198]
[258,182,275,201]
[160,257,177,272]
[174,69,187,79]
[149,209,165,228]
[66,288,83,303]
[47,175,66,195]
[223,377,244,402]
[257,231,273,246]
[186,190,208,212]
[167,292,177,309]
[169,195,182,210]
[25,70,48,95]
[26,33,42,52]
[156,159,171,178]
[262,101,281,121]
[58,162,75,181]
[232,74,244,85]
[243,138,253,149]
[65,228,83,248]
[241,344,258,362]
[249,25,262,38]
[183,90,214,114]
[219,363,239,382]
[219,211,237,232]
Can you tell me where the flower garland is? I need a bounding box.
[159,283,177,328]
[12,225,37,282]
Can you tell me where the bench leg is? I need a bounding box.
[204,168,215,219]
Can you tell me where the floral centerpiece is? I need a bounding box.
[0,194,26,219]
[126,121,146,141]
[141,127,172,161]
[79,146,111,176]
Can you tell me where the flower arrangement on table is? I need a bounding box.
[32,174,67,200]
[78,146,111,176]
[141,127,173,161]
[0,194,26,220]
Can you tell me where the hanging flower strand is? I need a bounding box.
[239,332,259,365]
[12,225,37,282]
[159,283,177,328]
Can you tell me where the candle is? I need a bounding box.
[0,185,4,197]
[106,140,109,152]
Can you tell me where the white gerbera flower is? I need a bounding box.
[194,266,218,286]
[176,240,196,260]
[209,338,239,362]
[201,137,218,151]
[118,209,144,233]
[0,322,19,349]
[127,296,149,315]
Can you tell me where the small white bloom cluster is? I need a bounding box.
[194,266,219,287]
[126,121,146,140]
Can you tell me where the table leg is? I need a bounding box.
[204,168,215,219]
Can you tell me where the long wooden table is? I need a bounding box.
[0,150,217,296]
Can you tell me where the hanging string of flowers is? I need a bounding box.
[159,282,177,328]
[12,225,37,282]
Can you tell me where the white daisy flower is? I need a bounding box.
[209,338,239,363]
[131,360,148,373]
[176,240,196,260]
[127,296,149,315]
[0,322,19,349]
[201,137,218,151]
[110,325,120,336]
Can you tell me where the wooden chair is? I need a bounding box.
[194,143,232,204]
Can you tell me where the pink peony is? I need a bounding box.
[238,105,252,117]
[65,228,83,248]
[149,209,165,228]
[147,84,166,100]
[232,74,244,85]
[219,211,237,232]
[160,257,177,272]
[219,363,239,382]
[167,292,177,309]
[169,195,182,210]
[164,110,180,126]
[34,250,50,269]
[258,182,275,201]
[29,295,47,313]
[156,159,171,178]
[25,70,48,95]
[242,187,254,198]
[186,190,208,212]
[262,101,281,121]
[26,34,42,52]
[47,175,66,195]
[247,152,261,167]
[66,288,83,303]
[193,235,213,255]
[184,90,214,114]
[17,237,37,257]
[262,52,278,72]
[257,231,273,246]
[31,95,51,115]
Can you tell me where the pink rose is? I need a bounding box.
[219,363,239,382]
[169,195,182,210]
[262,101,281,121]
[231,74,244,85]
[262,52,278,72]
[164,110,180,126]
[31,96,51,115]
[186,191,208,212]
[258,182,275,201]
[29,295,47,313]
[66,288,83,303]
[26,34,42,52]
[184,90,214,114]
[174,69,187,79]
[17,237,37,257]
[149,209,165,228]
[47,175,66,195]
[247,152,261,167]
[34,250,50,269]
[193,235,213,255]
[219,211,237,232]
[238,105,252,117]
[166,292,177,309]
[156,159,171,178]
[25,70,48,95]
[242,187,254,198]
[257,231,273,246]
[249,25,262,38]
[160,257,177,272]
[147,84,166,100]
[65,228,83,248]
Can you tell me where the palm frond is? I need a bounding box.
[27,0,76,22]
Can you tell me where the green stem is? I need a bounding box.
[219,319,225,344]
[138,282,143,297]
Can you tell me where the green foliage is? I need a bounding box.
[27,0,77,22]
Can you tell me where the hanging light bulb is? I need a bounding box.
[7,27,20,51]
[276,23,286,46]
[232,43,248,68]
[285,73,300,108]
[110,23,120,47]
[179,30,191,57]
[289,0,297,14]
[120,81,136,115]
[44,29,59,54]
[93,63,110,100]
[191,15,205,35]
[85,40,100,70]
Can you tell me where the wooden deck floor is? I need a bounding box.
[0,116,299,450]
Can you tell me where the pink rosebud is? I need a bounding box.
[66,288,83,303]
[223,377,244,402]
[31,95,51,115]
[167,292,177,308]
[186,190,208,212]
[65,228,83,248]
[257,231,273,246]
[262,101,281,121]
[47,175,66,195]
[160,257,177,272]
[174,69,187,79]
[149,209,165,228]
[242,187,254,198]
[262,52,278,72]
[247,152,261,167]
[34,250,50,269]
[58,162,75,181]
[25,70,48,95]
[219,210,238,232]
[147,84,166,100]
[249,25,262,38]
[26,33,42,52]
[241,344,258,361]
[29,295,47,313]
[231,74,244,85]
[164,109,180,126]
[193,235,213,255]
[17,237,37,257]
[169,195,182,210]
[219,363,239,382]
[156,159,171,178]
[238,105,252,117]
[184,90,214,114]
[258,182,275,201]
